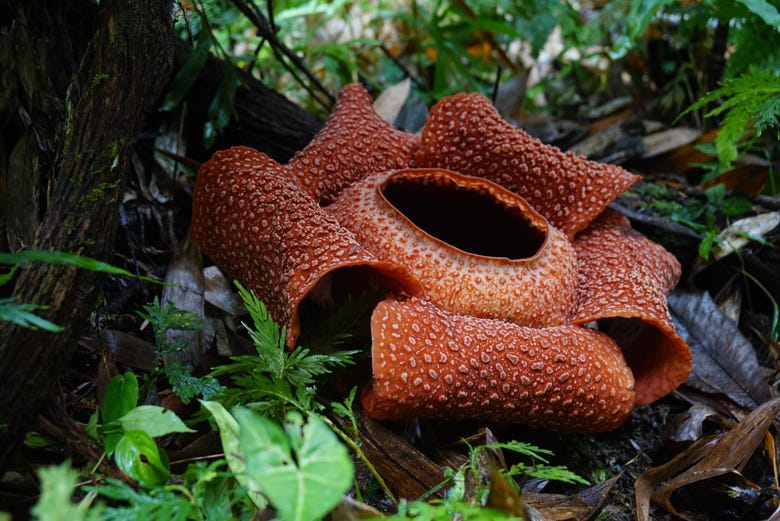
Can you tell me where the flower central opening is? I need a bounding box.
[380,171,547,260]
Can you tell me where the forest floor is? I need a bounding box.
[4,84,780,521]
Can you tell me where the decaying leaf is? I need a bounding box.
[372,78,410,126]
[669,290,773,409]
[641,127,701,158]
[96,329,156,372]
[330,409,445,502]
[661,403,724,446]
[203,265,244,316]
[459,432,527,518]
[524,474,621,521]
[331,496,384,521]
[636,397,780,521]
[711,211,780,261]
[161,230,205,369]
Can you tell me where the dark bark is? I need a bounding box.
[174,39,323,163]
[0,0,174,469]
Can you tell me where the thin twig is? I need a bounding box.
[230,0,335,110]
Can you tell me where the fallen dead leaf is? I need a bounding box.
[669,290,773,409]
[711,211,780,262]
[161,229,205,370]
[204,265,244,316]
[701,163,769,194]
[330,409,445,502]
[95,329,156,372]
[373,78,411,126]
[661,403,725,446]
[524,474,621,521]
[636,397,780,520]
[641,127,701,158]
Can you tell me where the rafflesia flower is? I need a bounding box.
[192,84,690,432]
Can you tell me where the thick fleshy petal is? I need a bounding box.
[328,168,578,327]
[191,146,419,344]
[571,210,690,405]
[192,84,689,433]
[287,83,420,203]
[363,296,635,432]
[413,93,639,237]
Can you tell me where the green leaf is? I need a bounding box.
[103,372,139,424]
[204,64,240,148]
[0,264,17,286]
[102,372,139,454]
[0,250,161,284]
[704,183,726,205]
[236,409,353,521]
[699,231,717,260]
[734,0,780,29]
[160,31,213,111]
[720,197,753,216]
[0,297,63,331]
[117,406,195,438]
[200,400,267,510]
[31,462,94,521]
[114,430,170,487]
[609,0,676,59]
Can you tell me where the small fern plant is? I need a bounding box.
[209,281,357,421]
[682,68,780,177]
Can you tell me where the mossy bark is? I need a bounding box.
[0,0,174,468]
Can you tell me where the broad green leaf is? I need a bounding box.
[720,197,753,216]
[609,0,676,59]
[699,232,717,260]
[735,0,780,29]
[200,400,267,510]
[236,409,353,521]
[103,372,139,424]
[117,406,195,438]
[114,431,170,486]
[102,372,139,454]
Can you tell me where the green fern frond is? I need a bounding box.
[211,282,357,419]
[682,68,780,171]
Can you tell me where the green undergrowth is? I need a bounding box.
[21,281,587,521]
[0,250,162,332]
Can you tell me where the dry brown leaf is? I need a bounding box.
[636,397,780,520]
[669,290,773,409]
[701,163,769,194]
[641,127,701,158]
[97,329,156,372]
[372,78,410,125]
[524,474,621,521]
[331,496,384,521]
[661,403,723,446]
[711,211,780,262]
[330,409,445,502]
[204,265,244,316]
[161,228,205,369]
[651,127,719,174]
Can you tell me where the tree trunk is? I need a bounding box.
[0,0,174,469]
[173,38,323,163]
